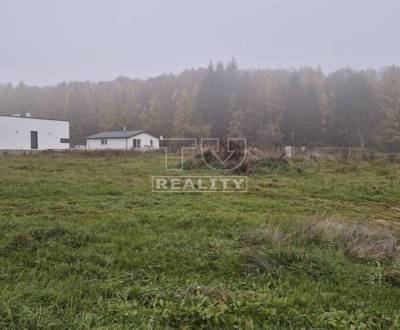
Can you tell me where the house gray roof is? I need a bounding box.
[86,130,144,139]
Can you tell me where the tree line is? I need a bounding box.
[0,59,400,151]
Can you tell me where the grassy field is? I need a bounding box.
[0,152,400,329]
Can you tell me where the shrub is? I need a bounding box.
[183,145,290,175]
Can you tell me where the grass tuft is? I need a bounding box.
[300,217,400,262]
[240,216,400,283]
[5,234,35,250]
[384,267,400,287]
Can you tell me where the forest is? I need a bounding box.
[0,59,399,151]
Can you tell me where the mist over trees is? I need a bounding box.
[1,59,400,151]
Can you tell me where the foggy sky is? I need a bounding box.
[1,0,399,86]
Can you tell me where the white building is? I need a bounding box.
[0,114,70,150]
[86,130,159,150]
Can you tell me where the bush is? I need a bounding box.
[183,145,290,175]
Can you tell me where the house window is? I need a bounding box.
[150,139,153,147]
[60,138,70,143]
[101,139,108,145]
[133,139,141,148]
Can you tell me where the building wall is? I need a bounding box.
[127,133,160,149]
[0,116,70,150]
[87,133,159,150]
[86,138,128,150]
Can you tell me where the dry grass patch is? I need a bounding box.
[383,268,400,287]
[185,285,231,303]
[240,217,400,266]
[239,226,336,278]
[5,234,35,250]
[300,217,400,262]
[239,226,289,247]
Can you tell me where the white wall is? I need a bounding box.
[127,133,160,149]
[86,138,128,150]
[0,116,70,150]
[87,133,159,150]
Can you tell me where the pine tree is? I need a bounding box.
[227,110,246,137]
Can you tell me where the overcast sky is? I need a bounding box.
[1,0,399,86]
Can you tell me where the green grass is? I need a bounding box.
[0,153,400,329]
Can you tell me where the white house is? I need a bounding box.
[0,114,70,150]
[86,130,160,150]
